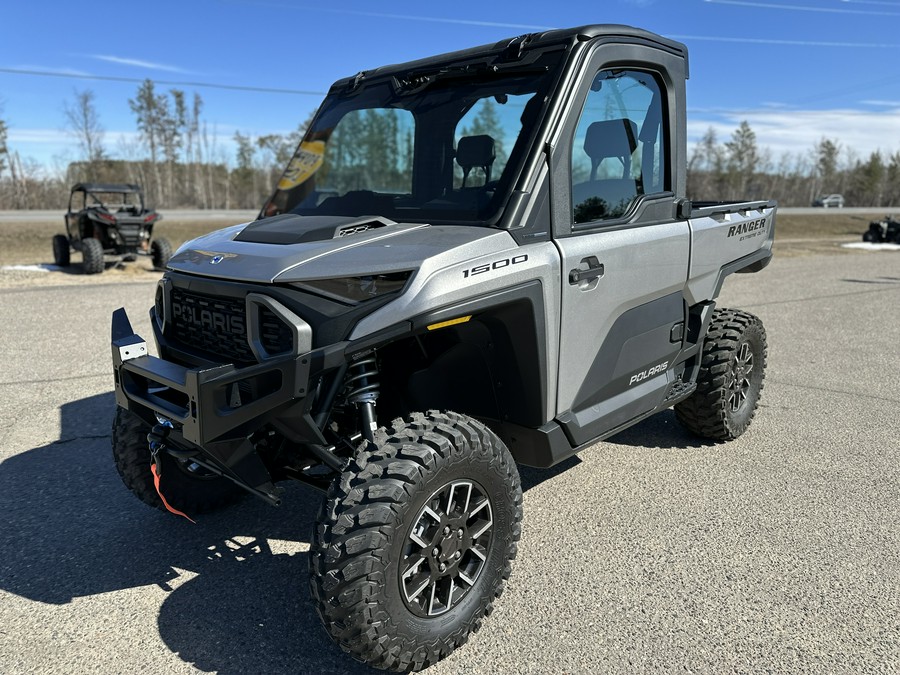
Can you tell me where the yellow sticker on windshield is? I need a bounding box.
[277,140,326,190]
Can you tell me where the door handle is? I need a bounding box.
[569,258,604,285]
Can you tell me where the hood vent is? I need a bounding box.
[235,214,398,245]
[338,221,387,238]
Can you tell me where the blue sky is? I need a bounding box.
[3,0,900,173]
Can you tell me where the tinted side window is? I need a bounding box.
[571,69,666,224]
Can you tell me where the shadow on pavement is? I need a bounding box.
[0,392,371,674]
[604,409,710,449]
[1,392,654,671]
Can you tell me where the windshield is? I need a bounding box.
[84,191,142,210]
[262,48,565,226]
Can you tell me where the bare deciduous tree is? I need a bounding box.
[64,89,106,177]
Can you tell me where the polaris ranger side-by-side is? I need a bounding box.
[57,183,171,273]
[111,25,774,672]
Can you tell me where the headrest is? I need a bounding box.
[456,135,496,169]
[584,119,637,161]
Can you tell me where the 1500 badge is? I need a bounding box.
[462,254,528,278]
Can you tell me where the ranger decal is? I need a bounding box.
[727,218,767,241]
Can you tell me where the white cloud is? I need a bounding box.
[11,64,92,77]
[8,128,139,145]
[703,0,900,16]
[688,107,900,160]
[672,33,900,48]
[7,127,253,169]
[88,55,193,74]
[232,3,554,31]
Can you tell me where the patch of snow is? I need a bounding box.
[0,264,61,272]
[841,242,900,251]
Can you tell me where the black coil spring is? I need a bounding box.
[346,356,379,403]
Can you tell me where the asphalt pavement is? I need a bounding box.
[0,251,897,674]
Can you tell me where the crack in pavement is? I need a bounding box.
[0,373,109,387]
[740,283,900,309]
[52,434,111,446]
[768,377,900,406]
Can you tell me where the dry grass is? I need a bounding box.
[0,217,247,267]
[774,213,873,240]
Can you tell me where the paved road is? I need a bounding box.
[0,252,897,673]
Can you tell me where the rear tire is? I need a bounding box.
[111,407,243,515]
[81,237,105,274]
[52,234,70,267]
[150,237,172,270]
[675,308,767,441]
[310,411,522,672]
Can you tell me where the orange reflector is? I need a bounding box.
[427,315,472,331]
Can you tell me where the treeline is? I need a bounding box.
[688,121,900,207]
[0,81,312,210]
[2,84,900,210]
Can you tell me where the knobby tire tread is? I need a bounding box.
[310,411,522,672]
[82,237,104,274]
[151,237,173,270]
[111,408,242,514]
[674,308,767,441]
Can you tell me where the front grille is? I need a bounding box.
[169,288,255,364]
[259,306,293,356]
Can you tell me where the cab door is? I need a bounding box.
[551,46,691,447]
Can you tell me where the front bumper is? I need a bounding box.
[111,307,311,448]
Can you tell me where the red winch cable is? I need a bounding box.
[150,462,196,524]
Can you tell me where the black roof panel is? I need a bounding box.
[70,183,143,193]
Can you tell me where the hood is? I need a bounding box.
[167,214,511,283]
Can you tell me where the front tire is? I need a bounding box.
[52,234,70,267]
[150,237,172,270]
[111,407,243,514]
[675,309,767,441]
[310,411,522,672]
[81,237,105,274]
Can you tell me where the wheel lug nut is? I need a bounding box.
[443,526,450,536]
[432,548,439,557]
[454,551,461,560]
[439,563,446,572]
[457,529,463,539]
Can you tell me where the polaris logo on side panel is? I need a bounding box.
[629,361,668,386]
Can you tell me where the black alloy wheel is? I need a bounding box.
[400,479,494,617]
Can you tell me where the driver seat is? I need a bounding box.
[456,135,496,188]
[572,119,639,219]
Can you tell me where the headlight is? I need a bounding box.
[294,271,412,305]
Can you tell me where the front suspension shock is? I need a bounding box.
[347,354,379,443]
